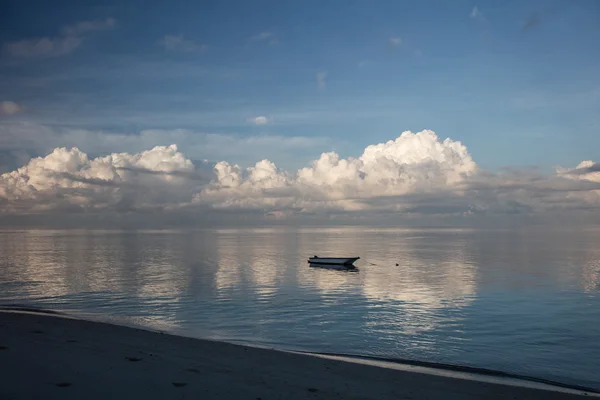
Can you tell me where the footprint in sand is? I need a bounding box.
[56,382,72,387]
[172,382,187,387]
[125,357,142,362]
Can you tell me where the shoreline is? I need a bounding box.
[1,308,598,399]
[289,350,600,395]
[3,305,597,394]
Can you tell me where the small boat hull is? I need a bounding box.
[307,257,360,266]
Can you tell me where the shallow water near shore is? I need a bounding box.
[0,226,599,390]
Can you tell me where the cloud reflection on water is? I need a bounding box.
[1,227,600,389]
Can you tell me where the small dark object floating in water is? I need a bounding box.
[308,256,360,266]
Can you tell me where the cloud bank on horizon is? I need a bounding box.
[1,130,598,220]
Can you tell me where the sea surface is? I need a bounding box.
[0,227,599,390]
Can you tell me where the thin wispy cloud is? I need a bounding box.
[0,123,330,171]
[0,101,23,116]
[248,31,278,45]
[316,71,327,89]
[56,172,127,188]
[357,60,370,69]
[115,166,212,181]
[249,32,272,41]
[3,17,116,59]
[60,18,116,36]
[470,6,485,21]
[159,35,207,52]
[5,36,83,59]
[388,37,402,47]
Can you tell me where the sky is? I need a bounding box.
[0,0,599,225]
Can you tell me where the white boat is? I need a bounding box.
[307,256,360,266]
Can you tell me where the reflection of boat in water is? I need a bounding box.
[308,256,360,266]
[309,263,359,271]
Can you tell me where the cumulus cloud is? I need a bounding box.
[0,101,22,116]
[158,35,207,52]
[562,161,600,177]
[554,161,600,206]
[0,130,598,220]
[316,71,327,89]
[0,145,203,214]
[3,18,115,59]
[248,116,270,125]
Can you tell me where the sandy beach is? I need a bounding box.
[0,310,597,400]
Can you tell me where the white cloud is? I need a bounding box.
[0,101,23,116]
[248,116,270,125]
[557,160,600,186]
[0,130,475,214]
[388,37,402,47]
[1,129,598,219]
[316,71,327,89]
[4,36,83,58]
[159,35,207,52]
[470,6,485,21]
[3,18,115,59]
[247,32,279,46]
[555,161,600,205]
[0,145,201,214]
[60,18,116,36]
[249,32,272,41]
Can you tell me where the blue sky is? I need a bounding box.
[1,0,599,172]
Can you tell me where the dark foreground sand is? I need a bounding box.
[0,310,597,400]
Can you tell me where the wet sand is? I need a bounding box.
[0,310,596,399]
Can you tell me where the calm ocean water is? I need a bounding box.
[0,227,599,389]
